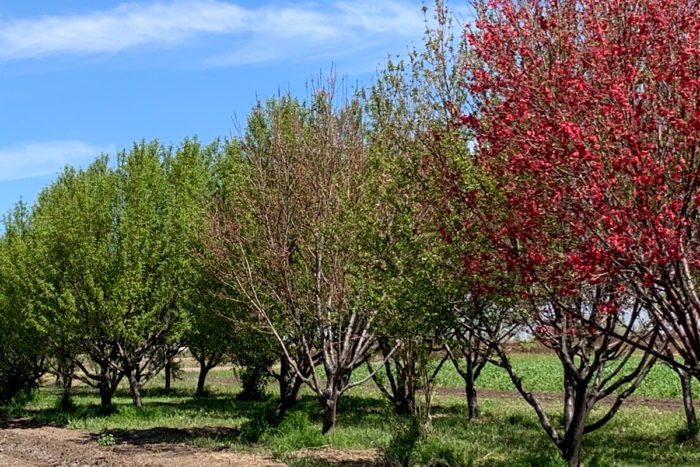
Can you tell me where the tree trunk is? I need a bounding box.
[560,377,588,467]
[396,360,417,416]
[60,375,73,411]
[560,411,586,467]
[395,394,413,416]
[276,370,303,418]
[680,370,697,431]
[58,359,74,411]
[99,381,114,411]
[164,359,172,393]
[322,398,338,434]
[466,379,479,419]
[196,363,211,397]
[465,358,479,419]
[562,442,582,467]
[127,371,143,409]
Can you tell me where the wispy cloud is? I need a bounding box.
[0,1,424,64]
[0,141,113,181]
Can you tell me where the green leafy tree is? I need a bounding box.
[0,204,47,404]
[27,140,209,409]
[184,278,241,397]
[362,0,521,421]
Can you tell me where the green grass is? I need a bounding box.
[183,352,699,399]
[4,363,698,467]
[347,352,700,399]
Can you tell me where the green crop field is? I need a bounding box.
[341,352,700,399]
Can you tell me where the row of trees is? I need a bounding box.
[0,1,697,465]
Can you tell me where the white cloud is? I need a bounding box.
[335,1,423,35]
[0,141,112,181]
[0,1,424,64]
[0,1,247,59]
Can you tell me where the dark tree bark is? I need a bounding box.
[164,359,172,393]
[60,377,73,411]
[96,368,122,413]
[196,364,212,397]
[54,357,75,411]
[322,398,338,434]
[274,356,307,418]
[370,339,417,415]
[238,364,269,401]
[371,338,448,417]
[190,348,225,397]
[126,369,143,409]
[678,369,697,432]
[465,366,479,419]
[559,372,589,467]
[446,344,487,420]
[89,361,122,413]
[69,345,127,413]
[99,382,113,409]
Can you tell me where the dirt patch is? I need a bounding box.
[0,421,283,467]
[434,387,686,411]
[0,423,384,467]
[288,447,383,466]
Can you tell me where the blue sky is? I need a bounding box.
[0,0,432,216]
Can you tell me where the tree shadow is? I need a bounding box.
[286,456,384,467]
[9,384,698,465]
[0,417,59,429]
[92,426,241,446]
[113,387,195,399]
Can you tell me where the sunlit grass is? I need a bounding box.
[6,353,698,466]
[343,352,699,399]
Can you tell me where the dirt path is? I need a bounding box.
[0,419,284,467]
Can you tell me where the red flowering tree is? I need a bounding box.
[461,0,699,371]
[424,0,700,464]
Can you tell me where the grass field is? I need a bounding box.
[2,353,699,466]
[349,353,700,399]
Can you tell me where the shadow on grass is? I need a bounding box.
[113,387,197,399]
[285,456,384,467]
[6,386,699,466]
[93,426,241,446]
[22,402,117,427]
[0,416,59,429]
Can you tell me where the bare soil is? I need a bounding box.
[0,419,283,467]
[0,420,386,466]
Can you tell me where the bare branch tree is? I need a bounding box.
[207,79,396,433]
